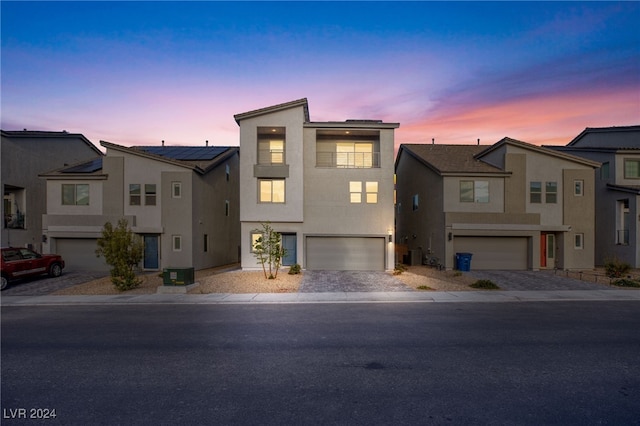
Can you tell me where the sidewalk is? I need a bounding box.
[2,289,639,306]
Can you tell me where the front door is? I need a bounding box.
[281,234,297,266]
[143,235,159,270]
[540,233,555,269]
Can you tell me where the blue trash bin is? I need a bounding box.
[455,253,473,271]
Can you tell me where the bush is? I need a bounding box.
[604,257,631,278]
[470,279,500,290]
[95,219,143,291]
[288,264,301,275]
[416,285,433,291]
[612,278,640,288]
[393,264,407,275]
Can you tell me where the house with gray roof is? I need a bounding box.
[395,137,600,271]
[547,125,640,267]
[235,98,399,271]
[40,141,239,271]
[1,130,102,252]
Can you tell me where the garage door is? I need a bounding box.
[306,237,385,271]
[55,238,109,271]
[453,237,528,270]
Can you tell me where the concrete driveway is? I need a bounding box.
[299,270,413,292]
[1,270,108,296]
[467,270,610,291]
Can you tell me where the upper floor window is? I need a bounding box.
[530,182,542,203]
[259,179,285,203]
[460,180,489,203]
[4,187,25,229]
[226,164,230,182]
[258,127,285,165]
[574,233,584,250]
[62,184,89,206]
[129,184,141,205]
[145,184,157,206]
[172,182,182,198]
[600,162,610,180]
[574,180,584,196]
[348,181,379,204]
[545,182,558,203]
[412,194,419,211]
[624,159,640,179]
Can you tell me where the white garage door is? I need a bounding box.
[453,237,528,270]
[306,237,385,271]
[55,238,109,271]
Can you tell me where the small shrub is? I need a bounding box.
[612,278,640,288]
[470,279,500,290]
[288,264,301,275]
[453,271,462,277]
[416,285,433,291]
[604,257,631,278]
[393,263,407,275]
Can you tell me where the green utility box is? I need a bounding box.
[163,267,195,286]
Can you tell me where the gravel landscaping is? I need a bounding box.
[52,264,475,295]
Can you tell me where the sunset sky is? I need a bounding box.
[2,1,638,150]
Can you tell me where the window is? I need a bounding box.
[350,181,362,203]
[226,164,230,182]
[530,182,542,203]
[624,159,640,179]
[545,182,557,203]
[574,180,584,196]
[172,235,182,251]
[617,199,630,245]
[337,142,373,168]
[250,232,263,253]
[258,127,285,165]
[460,180,489,203]
[62,184,89,206]
[366,181,378,204]
[145,184,157,206]
[172,182,182,198]
[204,234,209,252]
[412,194,419,211]
[225,200,230,216]
[129,184,141,205]
[600,162,610,180]
[574,233,584,249]
[259,179,285,203]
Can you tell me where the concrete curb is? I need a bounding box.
[2,289,639,306]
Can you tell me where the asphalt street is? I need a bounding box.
[2,302,639,425]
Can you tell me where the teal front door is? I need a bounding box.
[281,234,297,266]
[143,235,159,270]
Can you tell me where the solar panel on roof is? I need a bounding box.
[137,146,226,161]
[63,157,103,173]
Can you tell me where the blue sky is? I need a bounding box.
[2,1,638,149]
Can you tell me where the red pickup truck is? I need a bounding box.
[1,247,65,290]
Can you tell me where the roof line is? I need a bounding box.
[1,129,103,156]
[233,98,309,124]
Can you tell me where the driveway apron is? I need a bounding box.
[299,270,413,292]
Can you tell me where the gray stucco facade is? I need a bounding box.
[1,130,102,252]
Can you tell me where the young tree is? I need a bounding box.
[252,223,286,279]
[96,219,144,291]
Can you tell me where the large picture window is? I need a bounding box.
[259,179,285,203]
[62,184,89,206]
[624,159,640,179]
[460,180,489,203]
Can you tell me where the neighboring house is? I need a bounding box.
[1,130,103,252]
[547,125,640,267]
[235,98,399,271]
[40,141,240,271]
[395,137,600,271]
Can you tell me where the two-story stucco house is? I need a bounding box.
[395,137,600,271]
[40,141,240,271]
[548,125,640,267]
[1,130,103,252]
[235,98,399,271]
